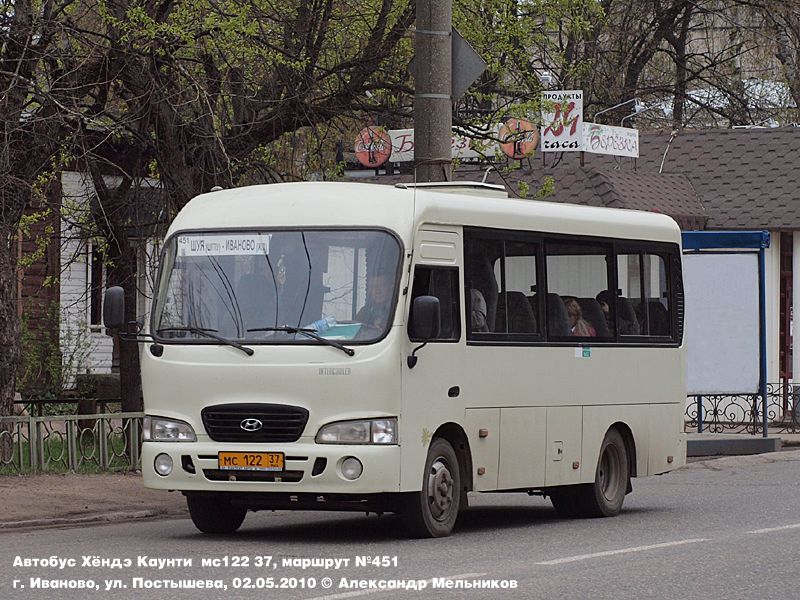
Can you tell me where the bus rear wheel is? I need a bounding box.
[186,493,247,534]
[402,438,461,538]
[549,428,629,518]
[587,428,629,517]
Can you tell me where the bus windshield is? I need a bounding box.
[153,229,402,344]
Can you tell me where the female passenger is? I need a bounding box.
[565,297,596,337]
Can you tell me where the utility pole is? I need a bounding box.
[414,0,452,182]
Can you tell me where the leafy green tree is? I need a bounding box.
[452,1,602,142]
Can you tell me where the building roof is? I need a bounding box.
[633,127,800,229]
[513,168,707,230]
[355,126,800,231]
[360,165,707,230]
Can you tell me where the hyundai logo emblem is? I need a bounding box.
[240,418,263,432]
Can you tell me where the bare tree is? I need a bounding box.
[0,0,73,423]
[758,0,800,119]
[30,0,417,410]
[6,0,800,429]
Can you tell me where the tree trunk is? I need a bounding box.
[107,252,142,414]
[86,161,143,414]
[669,4,693,129]
[768,9,800,122]
[0,226,21,460]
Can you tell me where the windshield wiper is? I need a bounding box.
[156,326,254,357]
[248,326,355,357]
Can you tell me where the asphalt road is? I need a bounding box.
[2,452,800,600]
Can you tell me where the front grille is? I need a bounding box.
[201,404,309,443]
[203,469,304,483]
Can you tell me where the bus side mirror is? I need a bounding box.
[410,296,441,341]
[103,286,125,330]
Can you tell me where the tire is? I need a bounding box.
[186,493,247,534]
[401,438,461,538]
[549,428,629,518]
[585,428,629,517]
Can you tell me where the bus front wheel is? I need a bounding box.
[402,438,461,538]
[186,493,247,534]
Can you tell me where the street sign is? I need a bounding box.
[408,27,487,99]
[450,28,486,99]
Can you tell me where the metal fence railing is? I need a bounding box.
[685,383,800,435]
[0,412,144,474]
[3,389,798,474]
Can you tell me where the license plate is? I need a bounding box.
[218,452,284,471]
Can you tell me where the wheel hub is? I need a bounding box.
[427,458,454,520]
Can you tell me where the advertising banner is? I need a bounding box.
[354,127,393,167]
[387,128,498,162]
[498,119,539,159]
[540,90,583,152]
[583,122,639,158]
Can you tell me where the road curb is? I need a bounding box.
[0,509,186,531]
[680,447,800,470]
[686,434,782,457]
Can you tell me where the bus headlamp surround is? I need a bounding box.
[143,416,197,442]
[316,418,398,445]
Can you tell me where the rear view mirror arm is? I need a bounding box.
[406,341,428,369]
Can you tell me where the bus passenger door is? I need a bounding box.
[400,228,468,492]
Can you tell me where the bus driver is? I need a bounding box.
[356,272,393,337]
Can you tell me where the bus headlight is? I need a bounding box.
[316,418,398,445]
[143,416,197,442]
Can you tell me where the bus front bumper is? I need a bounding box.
[141,440,402,495]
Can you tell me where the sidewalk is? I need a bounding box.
[780,433,800,446]
[686,431,800,457]
[2,432,799,531]
[689,432,800,446]
[0,472,186,530]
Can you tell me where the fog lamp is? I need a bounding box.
[340,457,363,480]
[154,453,173,476]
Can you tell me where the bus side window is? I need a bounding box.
[643,254,671,336]
[408,266,461,341]
[616,252,672,337]
[545,240,613,340]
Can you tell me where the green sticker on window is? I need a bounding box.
[582,347,591,358]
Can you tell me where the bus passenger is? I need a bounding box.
[470,289,489,332]
[596,290,638,335]
[565,297,596,337]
